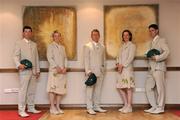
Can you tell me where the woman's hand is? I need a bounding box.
[117,64,123,74]
[56,67,62,74]
[55,67,67,74]
[62,68,67,74]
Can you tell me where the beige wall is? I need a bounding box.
[0,0,180,105]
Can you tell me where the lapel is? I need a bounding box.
[91,41,101,52]
[122,41,131,50]
[151,36,160,49]
[23,39,34,53]
[28,40,33,49]
[53,42,63,55]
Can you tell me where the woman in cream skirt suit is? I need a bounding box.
[47,30,67,115]
[116,30,136,113]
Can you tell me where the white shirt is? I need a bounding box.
[152,35,159,44]
[92,41,98,45]
[53,41,61,49]
[23,38,30,43]
[92,41,100,49]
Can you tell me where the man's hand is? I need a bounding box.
[87,71,92,76]
[35,72,40,79]
[18,64,26,71]
[151,56,157,61]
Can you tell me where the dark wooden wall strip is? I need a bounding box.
[0,67,180,73]
[167,67,180,71]
[0,69,18,73]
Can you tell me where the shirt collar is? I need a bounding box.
[123,41,131,46]
[92,41,99,46]
[53,41,62,48]
[152,35,159,43]
[23,38,30,43]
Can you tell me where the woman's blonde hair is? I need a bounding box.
[52,30,65,46]
[52,30,61,37]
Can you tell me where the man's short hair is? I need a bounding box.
[23,26,32,32]
[148,24,159,30]
[91,29,100,36]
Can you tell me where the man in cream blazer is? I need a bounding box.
[13,26,41,117]
[144,24,170,114]
[84,29,107,115]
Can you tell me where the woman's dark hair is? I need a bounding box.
[122,29,132,41]
[23,26,32,32]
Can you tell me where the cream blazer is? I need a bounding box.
[116,41,136,70]
[47,42,67,71]
[13,38,40,74]
[84,41,105,77]
[148,36,170,72]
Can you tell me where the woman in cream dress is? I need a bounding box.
[47,30,67,115]
[116,30,136,113]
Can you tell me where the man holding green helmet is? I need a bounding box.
[84,29,107,115]
[13,26,41,117]
[144,24,170,114]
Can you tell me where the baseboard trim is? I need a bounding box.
[0,104,180,110]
